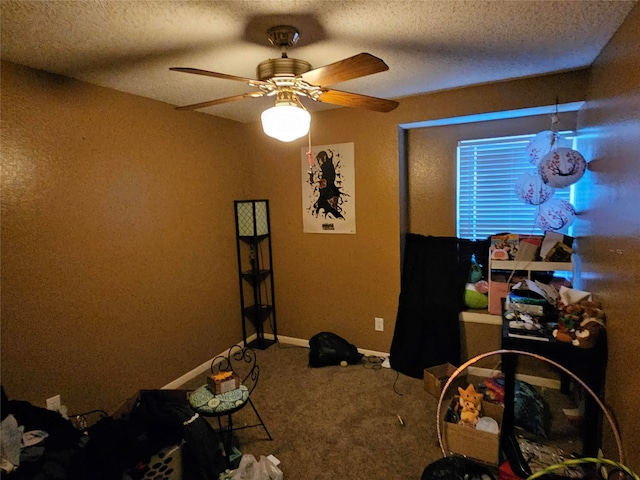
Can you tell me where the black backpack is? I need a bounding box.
[308,332,364,367]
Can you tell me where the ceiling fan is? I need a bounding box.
[170,25,398,140]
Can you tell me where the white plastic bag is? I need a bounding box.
[222,454,283,480]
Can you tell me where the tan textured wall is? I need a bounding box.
[1,61,251,413]
[575,3,640,468]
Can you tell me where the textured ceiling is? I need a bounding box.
[1,0,637,123]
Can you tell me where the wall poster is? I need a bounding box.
[300,142,355,234]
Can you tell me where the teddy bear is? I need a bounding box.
[458,384,483,427]
[572,318,606,348]
[553,300,606,347]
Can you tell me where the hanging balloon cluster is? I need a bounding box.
[515,110,587,231]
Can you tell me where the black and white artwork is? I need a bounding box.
[301,142,355,234]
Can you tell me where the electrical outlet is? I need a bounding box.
[375,317,384,331]
[46,394,61,411]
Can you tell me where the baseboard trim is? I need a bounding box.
[162,360,212,390]
[271,334,307,348]
[164,333,391,388]
[162,335,258,390]
[271,334,389,358]
[164,334,559,390]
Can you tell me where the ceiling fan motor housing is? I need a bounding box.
[257,58,312,81]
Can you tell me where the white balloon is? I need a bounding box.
[535,198,577,231]
[538,148,587,188]
[515,171,555,205]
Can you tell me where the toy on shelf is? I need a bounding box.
[464,256,489,310]
[553,300,606,348]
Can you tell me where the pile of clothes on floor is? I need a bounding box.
[1,387,225,480]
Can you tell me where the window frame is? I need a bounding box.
[456,131,576,241]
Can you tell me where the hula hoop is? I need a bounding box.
[434,349,624,464]
[527,457,638,480]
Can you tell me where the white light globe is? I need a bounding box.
[261,105,310,142]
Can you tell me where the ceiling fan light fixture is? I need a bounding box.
[261,92,310,142]
[172,26,398,121]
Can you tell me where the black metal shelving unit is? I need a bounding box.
[234,200,277,350]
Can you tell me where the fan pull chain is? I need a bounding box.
[306,130,314,185]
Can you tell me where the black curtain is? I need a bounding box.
[389,234,489,379]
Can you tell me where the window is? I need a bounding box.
[457,132,574,241]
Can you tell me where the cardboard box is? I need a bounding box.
[207,372,241,394]
[443,399,504,465]
[423,363,468,399]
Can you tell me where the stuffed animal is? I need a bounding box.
[459,402,480,427]
[458,384,483,427]
[573,318,606,349]
[553,320,575,344]
[464,258,489,310]
[553,300,606,348]
[459,384,483,410]
[464,281,489,309]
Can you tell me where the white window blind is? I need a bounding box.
[457,132,574,241]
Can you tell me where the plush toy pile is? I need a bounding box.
[446,384,500,434]
[553,300,606,348]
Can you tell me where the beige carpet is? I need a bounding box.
[180,342,585,479]
[181,343,444,479]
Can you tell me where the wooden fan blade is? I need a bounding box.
[300,53,389,87]
[175,92,265,111]
[318,89,399,113]
[170,67,267,86]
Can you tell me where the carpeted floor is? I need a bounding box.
[180,341,585,479]
[181,342,445,479]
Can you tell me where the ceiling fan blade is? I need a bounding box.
[170,67,267,86]
[300,53,389,87]
[175,92,265,111]
[318,89,399,113]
